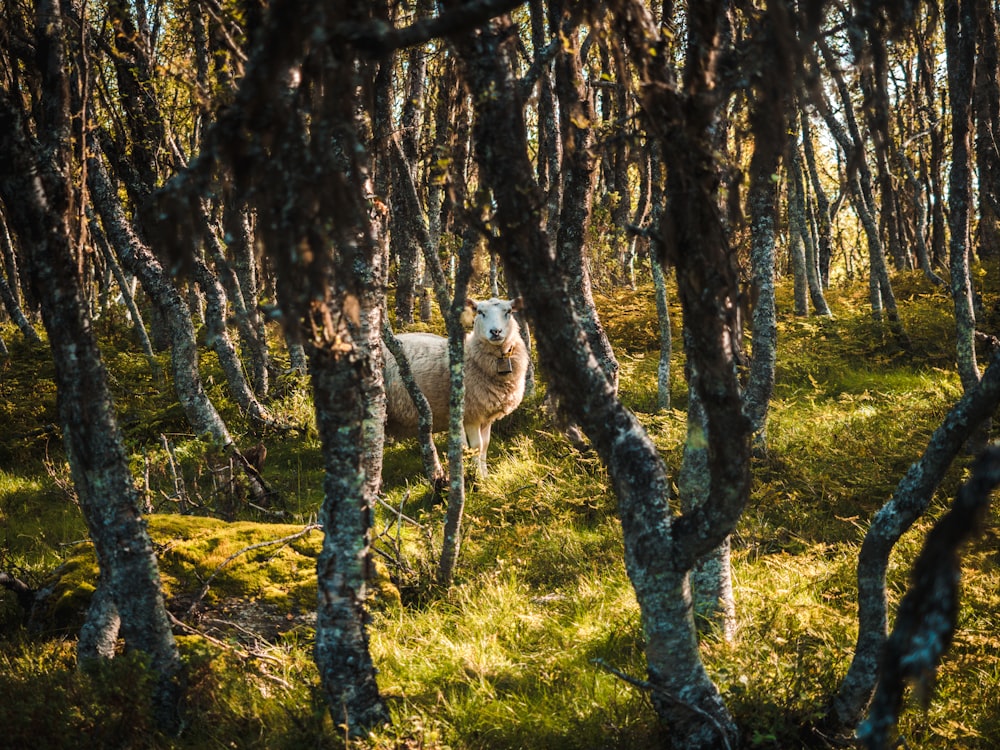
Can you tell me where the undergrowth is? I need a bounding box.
[1,270,999,748]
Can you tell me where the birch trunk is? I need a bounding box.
[0,53,181,733]
[87,155,235,447]
[452,5,746,744]
[834,344,1000,727]
[945,0,981,393]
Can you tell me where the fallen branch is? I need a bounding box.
[185,523,321,616]
[591,658,733,750]
[167,611,292,689]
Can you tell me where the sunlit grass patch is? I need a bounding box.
[717,543,860,741]
[372,568,651,749]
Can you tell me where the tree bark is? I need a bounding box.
[451,5,751,745]
[858,446,1000,750]
[0,210,40,343]
[0,15,182,728]
[833,344,1000,727]
[813,39,906,341]
[945,0,981,392]
[88,155,236,447]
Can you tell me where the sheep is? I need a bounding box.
[383,297,529,476]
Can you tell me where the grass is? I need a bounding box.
[2,270,1000,748]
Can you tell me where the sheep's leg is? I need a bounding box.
[479,422,494,475]
[464,421,488,477]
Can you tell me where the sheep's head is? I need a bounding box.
[466,297,523,347]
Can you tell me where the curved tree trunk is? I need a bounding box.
[452,5,750,745]
[833,344,1000,728]
[88,155,235,447]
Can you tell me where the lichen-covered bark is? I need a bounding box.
[833,344,1000,727]
[151,0,392,729]
[190,254,274,430]
[87,155,235,447]
[217,204,271,398]
[450,5,745,745]
[858,446,1000,749]
[310,338,389,735]
[0,30,181,731]
[437,230,476,586]
[552,21,619,393]
[945,0,980,392]
[647,141,672,411]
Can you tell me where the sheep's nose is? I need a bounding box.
[489,328,502,339]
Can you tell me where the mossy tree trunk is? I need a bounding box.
[448,2,770,744]
[0,2,182,731]
[149,0,393,731]
[833,345,1000,729]
[945,0,981,394]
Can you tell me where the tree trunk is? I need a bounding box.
[814,39,907,342]
[0,35,182,731]
[648,141,672,411]
[438,230,476,586]
[310,333,389,735]
[0,210,40,343]
[452,5,748,745]
[88,154,236,447]
[382,322,446,490]
[858,446,1000,749]
[945,0,981,393]
[833,344,1000,728]
[974,0,1000,257]
[218,204,271,399]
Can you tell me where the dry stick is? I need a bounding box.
[161,434,188,512]
[591,658,733,750]
[167,611,291,688]
[373,491,420,575]
[185,524,321,617]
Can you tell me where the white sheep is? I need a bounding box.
[383,297,529,476]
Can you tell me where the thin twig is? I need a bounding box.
[186,524,321,616]
[591,658,733,750]
[167,611,292,689]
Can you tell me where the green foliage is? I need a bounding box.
[3,272,1000,748]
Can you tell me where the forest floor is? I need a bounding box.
[1,271,999,749]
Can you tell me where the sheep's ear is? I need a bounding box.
[465,298,478,311]
[511,297,523,312]
[461,299,477,328]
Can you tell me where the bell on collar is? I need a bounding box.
[497,356,514,374]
